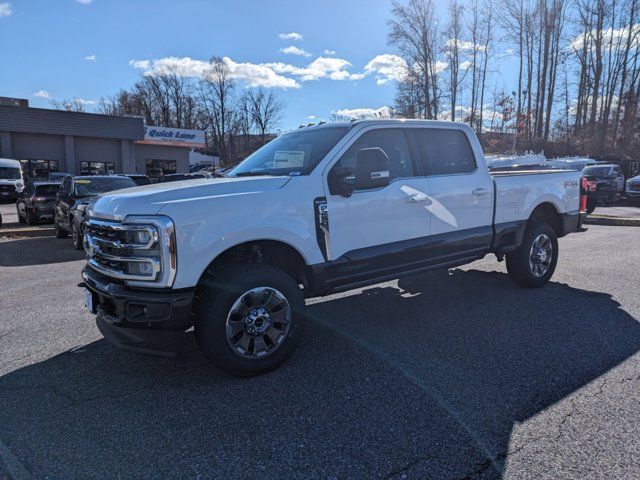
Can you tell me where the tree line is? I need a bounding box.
[97,57,284,165]
[389,0,640,158]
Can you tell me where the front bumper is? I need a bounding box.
[81,266,195,357]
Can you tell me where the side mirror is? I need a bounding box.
[328,166,354,197]
[355,147,390,190]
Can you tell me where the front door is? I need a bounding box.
[323,127,431,284]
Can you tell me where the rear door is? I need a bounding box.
[414,127,494,259]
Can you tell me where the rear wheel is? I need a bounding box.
[17,205,26,224]
[25,209,37,225]
[194,263,303,377]
[506,220,558,288]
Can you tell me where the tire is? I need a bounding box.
[54,216,68,238]
[71,220,83,250]
[194,263,304,377]
[25,209,37,225]
[506,220,558,288]
[17,205,25,224]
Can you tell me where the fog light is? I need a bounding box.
[127,262,154,276]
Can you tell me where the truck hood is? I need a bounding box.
[89,176,291,219]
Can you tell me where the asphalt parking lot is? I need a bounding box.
[1,218,640,479]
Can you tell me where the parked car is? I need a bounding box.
[16,181,60,225]
[116,173,151,186]
[0,157,25,202]
[80,120,588,377]
[55,175,137,249]
[582,164,625,213]
[627,174,640,205]
[47,172,72,183]
[158,173,208,183]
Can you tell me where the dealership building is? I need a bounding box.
[0,101,206,180]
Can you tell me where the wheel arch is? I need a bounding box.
[528,202,563,237]
[197,239,309,290]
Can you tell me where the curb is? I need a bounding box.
[583,215,640,227]
[0,226,55,239]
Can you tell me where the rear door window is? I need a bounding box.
[415,129,477,175]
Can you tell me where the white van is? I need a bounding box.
[0,158,25,201]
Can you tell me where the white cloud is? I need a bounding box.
[84,54,97,62]
[364,54,408,85]
[323,49,336,55]
[446,39,486,52]
[129,59,151,70]
[76,0,93,4]
[278,32,303,41]
[265,56,363,82]
[332,106,393,120]
[280,46,312,57]
[32,90,51,99]
[434,60,449,73]
[307,115,317,119]
[0,2,11,17]
[459,60,471,70]
[130,56,300,89]
[570,24,640,51]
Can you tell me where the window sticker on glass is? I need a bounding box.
[274,151,305,168]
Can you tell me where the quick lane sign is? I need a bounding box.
[137,126,206,148]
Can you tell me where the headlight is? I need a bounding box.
[76,203,87,212]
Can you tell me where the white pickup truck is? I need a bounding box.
[81,120,587,376]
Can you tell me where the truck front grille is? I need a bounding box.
[83,216,176,287]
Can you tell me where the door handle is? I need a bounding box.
[472,187,490,196]
[405,193,430,203]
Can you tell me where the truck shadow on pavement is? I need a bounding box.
[1,269,639,479]
[0,236,84,267]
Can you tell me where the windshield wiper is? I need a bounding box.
[233,170,275,177]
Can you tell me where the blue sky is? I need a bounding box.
[0,0,516,131]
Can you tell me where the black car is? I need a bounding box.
[158,173,207,183]
[116,173,152,186]
[16,181,60,225]
[47,172,72,183]
[626,174,640,205]
[54,175,137,249]
[582,164,625,214]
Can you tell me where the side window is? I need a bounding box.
[416,129,477,175]
[334,129,414,182]
[61,177,71,194]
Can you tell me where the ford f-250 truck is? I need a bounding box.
[80,120,587,376]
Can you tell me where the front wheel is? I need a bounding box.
[194,263,304,377]
[506,221,558,288]
[54,216,68,238]
[71,220,83,250]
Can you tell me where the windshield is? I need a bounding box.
[583,166,612,176]
[0,167,21,180]
[48,173,69,181]
[229,127,349,177]
[74,177,136,197]
[35,185,60,196]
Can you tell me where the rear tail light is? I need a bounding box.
[580,177,588,213]
[587,180,597,192]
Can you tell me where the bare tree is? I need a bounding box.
[198,56,236,165]
[247,87,284,145]
[388,0,441,119]
[444,0,465,121]
[50,98,86,112]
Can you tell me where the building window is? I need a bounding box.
[80,161,115,175]
[20,159,59,180]
[146,159,176,179]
